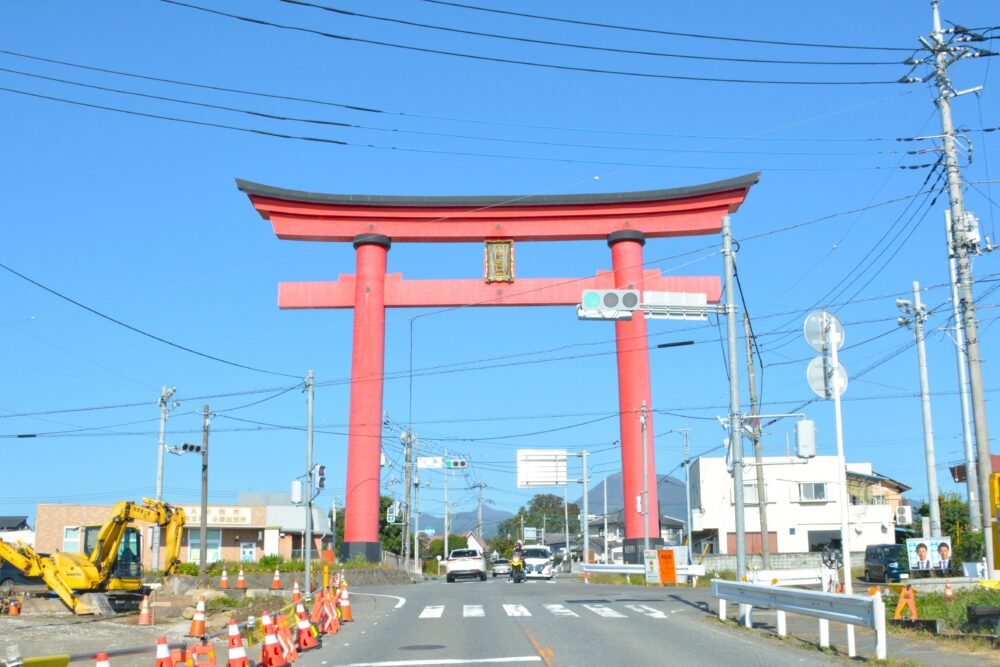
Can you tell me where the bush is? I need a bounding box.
[177,562,200,576]
[886,587,1000,632]
[258,555,284,570]
[954,531,985,567]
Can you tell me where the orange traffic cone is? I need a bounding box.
[226,619,250,667]
[8,597,20,616]
[275,614,299,662]
[323,590,341,635]
[944,582,954,599]
[292,580,301,604]
[259,617,287,667]
[338,583,353,622]
[220,568,229,590]
[271,567,282,590]
[294,602,319,651]
[154,637,173,667]
[95,652,110,667]
[188,595,207,637]
[138,595,151,626]
[236,567,246,590]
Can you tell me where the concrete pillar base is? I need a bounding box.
[342,541,382,564]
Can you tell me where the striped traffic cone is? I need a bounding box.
[154,637,173,667]
[294,602,319,651]
[188,595,207,637]
[220,568,229,590]
[292,580,301,604]
[271,567,282,590]
[95,652,110,667]
[945,582,954,599]
[236,567,246,590]
[138,595,152,626]
[226,619,250,667]
[275,614,299,662]
[259,618,287,667]
[323,590,341,635]
[339,582,353,622]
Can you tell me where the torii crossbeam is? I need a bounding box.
[239,173,758,562]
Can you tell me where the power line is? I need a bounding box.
[417,0,914,52]
[282,0,904,66]
[159,0,904,85]
[0,259,301,379]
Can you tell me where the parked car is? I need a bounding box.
[522,545,554,580]
[864,544,910,583]
[446,548,487,582]
[0,559,43,594]
[492,558,510,578]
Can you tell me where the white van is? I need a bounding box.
[521,544,554,580]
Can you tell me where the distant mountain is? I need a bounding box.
[575,471,688,523]
[417,504,514,538]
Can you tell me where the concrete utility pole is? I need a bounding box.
[743,313,770,569]
[199,404,210,583]
[304,371,315,590]
[152,385,176,571]
[581,449,590,568]
[413,436,422,575]
[640,402,650,553]
[443,451,449,559]
[603,477,609,563]
[402,430,413,564]
[722,215,747,578]
[946,211,981,531]
[563,486,570,570]
[897,284,942,535]
[925,0,995,574]
[473,482,486,537]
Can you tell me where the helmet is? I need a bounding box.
[514,541,522,549]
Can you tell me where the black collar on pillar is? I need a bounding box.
[353,233,392,250]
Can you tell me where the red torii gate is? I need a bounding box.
[239,173,758,562]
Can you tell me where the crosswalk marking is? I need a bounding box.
[543,604,578,617]
[464,605,485,617]
[582,604,627,618]
[419,605,445,619]
[502,604,532,617]
[625,604,667,619]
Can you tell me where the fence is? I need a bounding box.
[711,579,886,660]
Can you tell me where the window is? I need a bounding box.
[63,526,81,553]
[736,483,765,504]
[799,482,827,501]
[187,528,222,564]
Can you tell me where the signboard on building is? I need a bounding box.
[517,449,568,488]
[181,506,252,527]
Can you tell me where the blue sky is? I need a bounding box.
[0,1,997,532]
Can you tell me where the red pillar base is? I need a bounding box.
[622,538,665,565]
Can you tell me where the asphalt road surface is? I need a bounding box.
[293,578,844,667]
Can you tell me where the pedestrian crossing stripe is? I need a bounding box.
[543,604,578,617]
[502,604,531,617]
[463,605,485,617]
[582,604,627,618]
[625,604,667,619]
[418,603,667,619]
[418,605,445,619]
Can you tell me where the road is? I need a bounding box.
[293,578,843,667]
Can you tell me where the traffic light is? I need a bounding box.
[181,443,201,453]
[578,289,642,321]
[386,504,397,524]
[444,459,467,469]
[315,464,326,490]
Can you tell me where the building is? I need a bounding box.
[34,493,331,569]
[690,456,908,555]
[0,516,34,547]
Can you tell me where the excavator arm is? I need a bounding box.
[0,539,87,613]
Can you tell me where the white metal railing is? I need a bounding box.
[745,567,836,590]
[580,563,706,577]
[711,580,885,660]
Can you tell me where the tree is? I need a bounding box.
[427,534,467,560]
[379,495,404,555]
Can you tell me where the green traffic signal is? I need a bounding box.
[582,291,601,309]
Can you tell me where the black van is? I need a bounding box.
[864,544,909,583]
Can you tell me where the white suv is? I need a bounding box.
[445,548,487,582]
[522,545,554,580]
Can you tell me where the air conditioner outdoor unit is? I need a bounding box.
[895,506,913,525]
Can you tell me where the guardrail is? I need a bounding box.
[745,567,836,590]
[711,579,885,660]
[580,563,706,577]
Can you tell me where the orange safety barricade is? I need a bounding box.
[275,614,299,663]
[188,641,217,667]
[893,585,918,620]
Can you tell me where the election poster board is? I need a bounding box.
[905,536,953,572]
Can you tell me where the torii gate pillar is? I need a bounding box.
[343,234,391,561]
[608,230,662,558]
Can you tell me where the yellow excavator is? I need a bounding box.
[0,498,185,615]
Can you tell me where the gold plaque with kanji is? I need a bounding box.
[484,239,515,283]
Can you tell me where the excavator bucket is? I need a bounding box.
[75,593,115,616]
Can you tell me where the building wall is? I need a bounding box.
[692,456,899,555]
[35,505,111,555]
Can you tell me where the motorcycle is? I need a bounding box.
[510,553,524,583]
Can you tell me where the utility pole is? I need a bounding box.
[475,483,486,537]
[897,283,942,535]
[581,449,590,569]
[640,402,650,554]
[923,0,995,574]
[743,313,770,569]
[402,429,413,564]
[723,214,747,578]
[304,371,315,590]
[563,486,570,570]
[603,476,609,563]
[520,514,525,544]
[673,429,693,549]
[413,435,422,575]
[946,211,981,531]
[152,385,176,571]
[443,450,449,559]
[199,404,210,584]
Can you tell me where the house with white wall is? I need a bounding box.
[689,455,907,555]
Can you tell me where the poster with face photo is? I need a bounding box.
[905,537,952,571]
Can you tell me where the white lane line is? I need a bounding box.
[463,604,485,617]
[625,604,667,619]
[583,604,626,618]
[349,592,407,609]
[336,657,542,666]
[502,603,532,617]
[543,604,578,617]
[419,605,445,619]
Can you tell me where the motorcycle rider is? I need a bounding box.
[509,541,524,582]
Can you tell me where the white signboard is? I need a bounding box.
[643,549,660,584]
[417,456,443,469]
[524,527,538,541]
[517,449,568,488]
[181,506,252,527]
